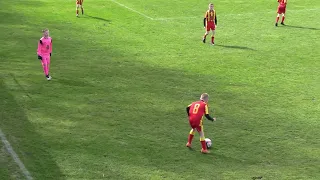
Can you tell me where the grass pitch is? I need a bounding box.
[0,0,319,179]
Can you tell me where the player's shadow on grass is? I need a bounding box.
[0,78,66,180]
[54,77,94,87]
[85,15,111,23]
[215,44,256,51]
[282,25,320,31]
[10,73,33,101]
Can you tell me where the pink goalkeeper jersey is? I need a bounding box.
[37,37,52,56]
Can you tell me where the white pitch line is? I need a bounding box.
[110,0,320,21]
[110,0,154,20]
[0,127,33,180]
[154,8,320,20]
[153,16,199,20]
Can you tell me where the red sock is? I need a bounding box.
[211,36,215,44]
[276,16,279,23]
[76,10,79,15]
[281,16,285,23]
[203,34,208,39]
[188,134,194,144]
[201,140,207,150]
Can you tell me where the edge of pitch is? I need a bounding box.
[0,127,33,180]
[110,1,320,21]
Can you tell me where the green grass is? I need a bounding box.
[0,0,320,179]
[0,142,25,180]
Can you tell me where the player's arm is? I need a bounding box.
[205,114,215,121]
[204,105,216,121]
[186,104,192,116]
[50,39,52,56]
[37,40,42,59]
[215,15,217,25]
[203,11,207,27]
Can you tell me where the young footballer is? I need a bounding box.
[76,0,84,17]
[275,0,287,26]
[186,93,216,154]
[37,29,52,80]
[203,3,218,45]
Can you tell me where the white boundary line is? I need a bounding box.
[0,127,33,180]
[154,8,320,20]
[110,0,320,21]
[110,0,154,20]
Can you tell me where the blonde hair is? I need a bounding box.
[200,93,209,100]
[42,28,49,33]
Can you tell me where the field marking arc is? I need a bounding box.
[110,1,320,21]
[0,127,33,180]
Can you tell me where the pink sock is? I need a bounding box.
[41,57,49,76]
[47,57,50,75]
[41,61,47,76]
[47,64,50,75]
[45,65,49,76]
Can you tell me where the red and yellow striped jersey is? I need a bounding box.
[204,10,216,22]
[76,0,83,5]
[278,0,287,5]
[188,100,209,121]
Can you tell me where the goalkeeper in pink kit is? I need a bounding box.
[37,29,52,80]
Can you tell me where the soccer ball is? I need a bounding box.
[205,138,212,148]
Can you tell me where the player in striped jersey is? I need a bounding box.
[203,3,218,45]
[275,0,287,26]
[76,0,84,17]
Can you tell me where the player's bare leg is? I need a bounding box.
[275,13,280,26]
[211,30,215,45]
[76,5,79,17]
[203,31,209,43]
[186,128,196,148]
[81,5,84,15]
[281,13,285,25]
[199,131,209,154]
